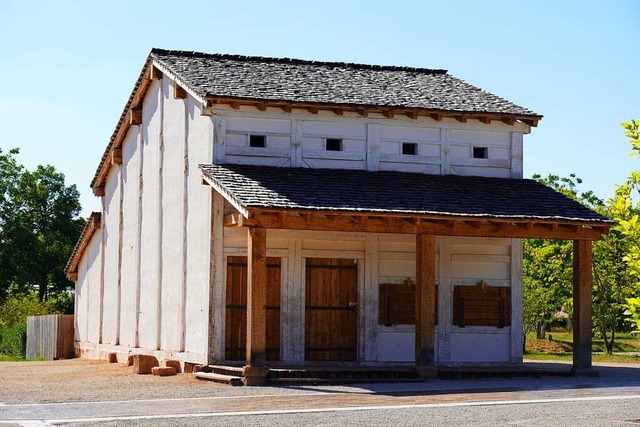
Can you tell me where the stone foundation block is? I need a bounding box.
[163,359,182,373]
[152,366,177,376]
[133,355,159,374]
[107,352,118,363]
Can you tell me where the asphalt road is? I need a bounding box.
[2,362,640,426]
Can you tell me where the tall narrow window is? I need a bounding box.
[402,142,417,155]
[250,135,266,148]
[326,138,342,151]
[473,146,488,159]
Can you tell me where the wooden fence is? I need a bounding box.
[26,315,75,360]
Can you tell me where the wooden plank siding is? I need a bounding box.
[305,258,358,361]
[26,315,74,360]
[225,256,281,361]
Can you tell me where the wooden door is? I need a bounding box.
[225,256,281,361]
[305,258,358,361]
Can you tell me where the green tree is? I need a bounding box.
[0,149,84,303]
[611,119,640,333]
[522,173,633,353]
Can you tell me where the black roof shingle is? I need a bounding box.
[152,49,539,117]
[199,164,610,224]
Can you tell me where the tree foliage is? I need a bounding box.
[611,119,640,333]
[0,148,84,303]
[523,172,634,353]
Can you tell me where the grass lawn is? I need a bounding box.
[525,331,640,363]
[0,355,25,362]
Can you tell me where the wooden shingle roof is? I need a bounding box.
[199,164,611,225]
[152,49,539,117]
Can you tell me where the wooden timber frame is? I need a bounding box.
[212,198,611,381]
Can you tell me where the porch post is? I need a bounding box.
[243,226,269,385]
[415,233,437,378]
[572,239,598,376]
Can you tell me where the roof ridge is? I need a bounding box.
[150,48,448,75]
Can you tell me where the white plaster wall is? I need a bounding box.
[100,167,120,344]
[85,232,103,343]
[138,80,162,350]
[159,77,184,350]
[440,238,513,365]
[75,252,89,342]
[119,127,140,347]
[184,94,213,355]
[212,106,527,178]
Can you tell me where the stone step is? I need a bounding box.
[208,365,244,377]
[195,372,243,386]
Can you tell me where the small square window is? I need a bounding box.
[473,146,488,159]
[402,142,417,155]
[249,135,266,148]
[326,138,342,151]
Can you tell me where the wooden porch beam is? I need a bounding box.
[244,226,269,385]
[415,233,437,378]
[572,239,598,376]
[237,211,609,240]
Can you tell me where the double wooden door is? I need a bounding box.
[305,258,358,361]
[225,256,281,361]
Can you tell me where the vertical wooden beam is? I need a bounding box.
[572,240,598,376]
[243,227,269,385]
[415,233,437,378]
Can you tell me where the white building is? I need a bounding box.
[66,49,611,384]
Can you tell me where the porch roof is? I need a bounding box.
[199,164,612,240]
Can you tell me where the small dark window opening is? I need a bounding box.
[326,138,342,151]
[473,146,488,159]
[402,142,417,155]
[249,135,266,148]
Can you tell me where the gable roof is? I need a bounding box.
[199,164,611,225]
[91,48,542,192]
[152,49,539,118]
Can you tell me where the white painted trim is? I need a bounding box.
[366,123,380,171]
[451,254,511,263]
[510,132,524,179]
[510,238,524,363]
[210,192,225,363]
[201,175,250,219]
[379,153,441,164]
[300,249,365,259]
[363,234,379,361]
[302,149,367,161]
[151,60,208,106]
[222,248,289,257]
[213,115,226,164]
[225,146,291,158]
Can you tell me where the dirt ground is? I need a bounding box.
[0,359,257,404]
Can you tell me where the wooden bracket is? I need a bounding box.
[455,115,467,123]
[173,82,187,99]
[357,108,368,117]
[129,108,142,126]
[502,117,516,126]
[430,112,443,121]
[382,110,394,119]
[406,111,419,120]
[281,105,292,113]
[479,116,492,124]
[93,186,105,197]
[110,148,122,165]
[307,107,319,114]
[149,66,163,80]
[332,107,344,116]
[229,101,240,110]
[257,103,268,111]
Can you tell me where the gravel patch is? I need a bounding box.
[0,359,302,404]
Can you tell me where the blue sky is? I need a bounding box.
[0,1,638,216]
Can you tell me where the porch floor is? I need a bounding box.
[197,362,574,385]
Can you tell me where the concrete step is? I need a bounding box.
[195,371,243,386]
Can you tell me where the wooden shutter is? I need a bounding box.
[452,285,510,328]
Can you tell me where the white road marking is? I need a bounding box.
[16,421,52,427]
[13,393,639,425]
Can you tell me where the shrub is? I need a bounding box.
[0,292,50,326]
[0,322,27,357]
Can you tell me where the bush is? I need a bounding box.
[0,292,50,326]
[0,322,27,357]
